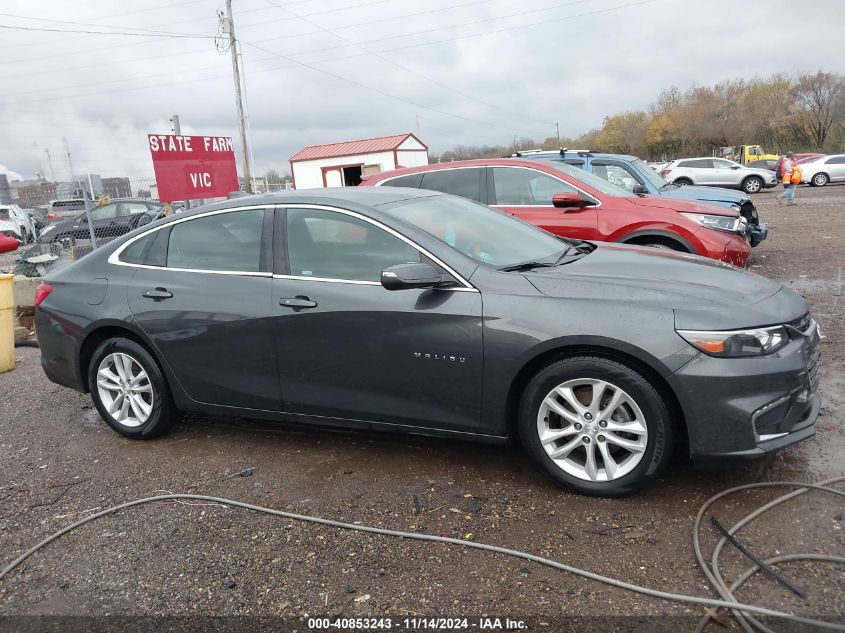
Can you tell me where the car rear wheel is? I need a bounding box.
[88,337,181,439]
[673,177,693,186]
[518,356,674,496]
[742,176,763,194]
[811,173,829,187]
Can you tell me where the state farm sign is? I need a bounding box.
[148,134,239,202]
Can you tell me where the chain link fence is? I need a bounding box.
[1,175,288,278]
[1,176,161,278]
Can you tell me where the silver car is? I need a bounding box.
[800,154,845,187]
[660,157,779,194]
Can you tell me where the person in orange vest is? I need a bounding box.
[776,151,802,206]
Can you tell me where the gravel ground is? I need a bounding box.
[1,184,843,632]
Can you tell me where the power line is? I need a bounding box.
[0,11,214,37]
[0,24,214,39]
[265,0,554,129]
[0,0,653,115]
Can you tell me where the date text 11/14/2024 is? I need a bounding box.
[307,617,528,630]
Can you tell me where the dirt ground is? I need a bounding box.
[1,184,843,632]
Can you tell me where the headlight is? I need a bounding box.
[677,325,789,357]
[681,212,745,234]
[40,224,56,235]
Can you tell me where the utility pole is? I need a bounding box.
[63,137,75,182]
[169,114,187,214]
[556,122,561,149]
[44,149,55,181]
[225,0,253,193]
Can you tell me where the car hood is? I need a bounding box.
[524,242,806,330]
[659,185,747,206]
[628,195,738,216]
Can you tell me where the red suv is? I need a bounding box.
[360,159,752,266]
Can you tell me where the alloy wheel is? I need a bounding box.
[813,174,828,186]
[744,178,761,193]
[96,353,154,427]
[537,378,648,482]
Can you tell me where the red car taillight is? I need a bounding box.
[47,213,59,220]
[35,283,53,308]
[659,169,672,176]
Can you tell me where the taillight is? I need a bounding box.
[35,283,53,308]
[659,169,672,176]
[47,213,59,220]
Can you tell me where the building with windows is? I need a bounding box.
[289,133,428,190]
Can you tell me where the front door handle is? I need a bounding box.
[279,296,317,309]
[142,287,173,300]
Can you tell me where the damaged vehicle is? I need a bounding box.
[35,189,820,496]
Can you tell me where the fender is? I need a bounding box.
[618,228,696,253]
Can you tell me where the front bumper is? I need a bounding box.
[748,222,768,247]
[668,316,820,460]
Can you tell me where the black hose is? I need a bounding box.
[15,338,39,348]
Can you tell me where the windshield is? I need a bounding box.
[380,194,571,268]
[632,159,668,189]
[541,161,637,198]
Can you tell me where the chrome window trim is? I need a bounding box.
[280,203,477,292]
[108,205,271,276]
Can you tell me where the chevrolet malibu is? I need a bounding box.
[34,189,820,496]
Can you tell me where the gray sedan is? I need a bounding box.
[661,157,779,193]
[34,188,820,496]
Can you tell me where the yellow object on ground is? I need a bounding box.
[0,274,14,372]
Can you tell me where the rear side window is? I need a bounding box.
[167,209,264,272]
[678,159,713,168]
[419,168,484,202]
[119,233,155,264]
[380,173,422,188]
[826,156,845,164]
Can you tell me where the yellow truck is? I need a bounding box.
[719,145,779,165]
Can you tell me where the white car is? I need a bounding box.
[0,204,38,243]
[800,154,845,187]
[659,157,779,194]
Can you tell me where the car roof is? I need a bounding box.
[183,186,441,215]
[362,158,559,182]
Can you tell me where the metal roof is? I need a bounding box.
[289,133,426,162]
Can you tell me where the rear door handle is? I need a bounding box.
[142,287,173,300]
[279,296,317,309]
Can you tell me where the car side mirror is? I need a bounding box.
[381,263,443,291]
[552,192,593,209]
[632,184,649,195]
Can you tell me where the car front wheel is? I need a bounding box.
[518,356,674,496]
[88,337,181,439]
[742,176,763,194]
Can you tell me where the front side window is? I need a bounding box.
[167,208,264,272]
[286,208,419,282]
[419,168,484,202]
[592,163,641,192]
[492,167,578,205]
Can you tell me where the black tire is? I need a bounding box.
[636,240,688,252]
[741,176,763,194]
[810,173,829,187]
[88,337,181,439]
[518,356,674,497]
[674,177,693,186]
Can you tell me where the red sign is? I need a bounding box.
[148,134,239,202]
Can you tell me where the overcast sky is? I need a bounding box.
[1,0,844,182]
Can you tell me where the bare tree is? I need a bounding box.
[792,71,845,149]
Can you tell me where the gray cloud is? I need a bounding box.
[1,0,844,181]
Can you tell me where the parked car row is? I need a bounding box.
[798,154,845,187]
[360,157,758,267]
[658,157,779,194]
